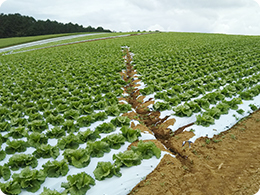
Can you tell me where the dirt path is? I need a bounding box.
[120,48,260,195]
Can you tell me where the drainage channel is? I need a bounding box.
[119,47,190,159]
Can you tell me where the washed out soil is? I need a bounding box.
[120,48,260,195]
[129,110,260,195]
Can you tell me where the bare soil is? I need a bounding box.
[129,110,260,195]
[121,48,260,195]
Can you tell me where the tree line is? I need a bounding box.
[0,13,111,38]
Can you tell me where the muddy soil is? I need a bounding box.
[129,110,260,195]
[120,48,260,195]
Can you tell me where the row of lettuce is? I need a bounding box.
[0,125,160,195]
[2,31,259,194]
[0,38,162,194]
[129,33,260,126]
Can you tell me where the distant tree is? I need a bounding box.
[0,13,111,38]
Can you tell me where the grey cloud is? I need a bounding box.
[0,0,260,34]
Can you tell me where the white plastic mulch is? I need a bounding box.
[0,33,107,53]
[1,46,259,194]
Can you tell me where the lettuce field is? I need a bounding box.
[0,32,260,194]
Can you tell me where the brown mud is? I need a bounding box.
[130,110,260,195]
[120,48,260,195]
[119,48,181,156]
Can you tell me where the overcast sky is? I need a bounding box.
[1,0,260,35]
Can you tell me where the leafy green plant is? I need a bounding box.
[61,120,79,133]
[187,101,201,113]
[178,92,192,101]
[95,122,116,133]
[153,101,171,111]
[8,154,38,171]
[92,112,108,121]
[43,109,59,118]
[40,187,66,195]
[5,140,28,154]
[80,98,92,105]
[42,159,69,178]
[111,116,131,127]
[93,100,107,110]
[195,113,215,127]
[140,86,154,95]
[187,89,200,98]
[9,110,23,119]
[57,133,80,150]
[80,105,94,115]
[63,148,91,168]
[204,93,218,104]
[0,149,6,161]
[216,102,230,115]
[0,121,11,132]
[195,98,210,110]
[77,129,101,144]
[93,94,103,102]
[167,96,181,106]
[28,112,43,122]
[204,107,221,119]
[77,115,93,127]
[249,104,258,111]
[28,132,48,148]
[70,101,82,110]
[8,126,28,139]
[93,161,121,181]
[56,104,70,113]
[0,165,11,181]
[166,89,177,96]
[172,85,183,93]
[102,133,126,149]
[120,126,141,143]
[105,105,121,116]
[102,97,118,106]
[12,166,46,193]
[63,110,80,120]
[38,102,52,111]
[0,107,11,119]
[27,120,48,133]
[224,98,242,110]
[0,181,21,195]
[194,87,205,95]
[236,109,245,115]
[131,140,161,159]
[10,117,27,127]
[221,85,237,97]
[118,104,132,113]
[86,141,111,158]
[113,150,142,167]
[61,172,95,195]
[46,126,66,139]
[173,104,193,117]
[46,114,65,126]
[154,92,168,100]
[24,107,38,115]
[33,144,60,159]
[239,91,254,100]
